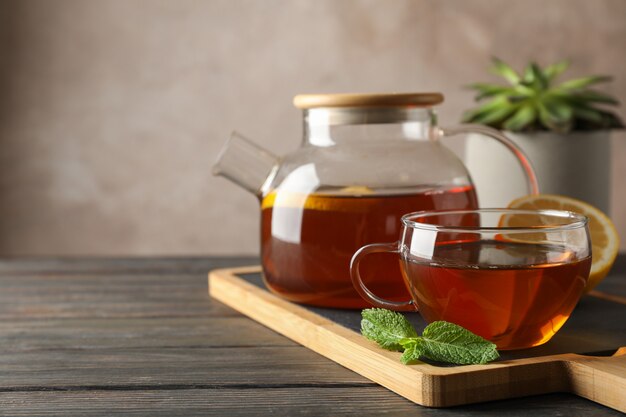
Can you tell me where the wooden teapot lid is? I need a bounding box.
[293,92,444,109]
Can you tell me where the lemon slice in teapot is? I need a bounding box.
[338,186,375,195]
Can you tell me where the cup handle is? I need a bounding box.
[439,124,540,196]
[350,242,415,311]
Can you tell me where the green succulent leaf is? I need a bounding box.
[544,60,569,82]
[571,106,603,123]
[597,110,626,129]
[512,84,536,96]
[490,57,521,85]
[503,104,537,131]
[476,105,520,126]
[522,62,547,90]
[544,98,574,122]
[557,75,612,91]
[463,58,623,132]
[462,96,519,125]
[507,94,532,104]
[538,101,572,133]
[522,64,535,84]
[467,83,512,100]
[569,90,620,105]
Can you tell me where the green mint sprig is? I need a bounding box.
[361,308,499,365]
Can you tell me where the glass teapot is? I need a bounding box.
[213,93,538,309]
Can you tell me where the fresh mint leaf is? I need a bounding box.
[400,339,423,365]
[421,321,499,365]
[361,308,418,351]
[360,309,499,365]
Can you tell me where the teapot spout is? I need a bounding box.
[212,131,279,197]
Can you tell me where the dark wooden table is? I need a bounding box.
[0,256,624,416]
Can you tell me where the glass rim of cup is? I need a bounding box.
[401,208,588,233]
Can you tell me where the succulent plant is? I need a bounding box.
[463,58,624,133]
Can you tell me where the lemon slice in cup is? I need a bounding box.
[507,194,620,293]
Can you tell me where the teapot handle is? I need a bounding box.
[439,124,539,196]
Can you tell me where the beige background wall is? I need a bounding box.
[0,0,624,256]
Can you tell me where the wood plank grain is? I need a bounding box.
[0,317,296,351]
[0,257,259,275]
[0,346,369,389]
[0,389,622,417]
[0,273,240,319]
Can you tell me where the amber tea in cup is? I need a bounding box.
[351,209,591,350]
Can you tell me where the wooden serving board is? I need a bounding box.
[209,266,626,412]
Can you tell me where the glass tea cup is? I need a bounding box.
[350,209,591,350]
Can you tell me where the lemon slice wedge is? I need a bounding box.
[507,194,620,293]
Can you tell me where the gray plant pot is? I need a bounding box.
[464,130,612,214]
